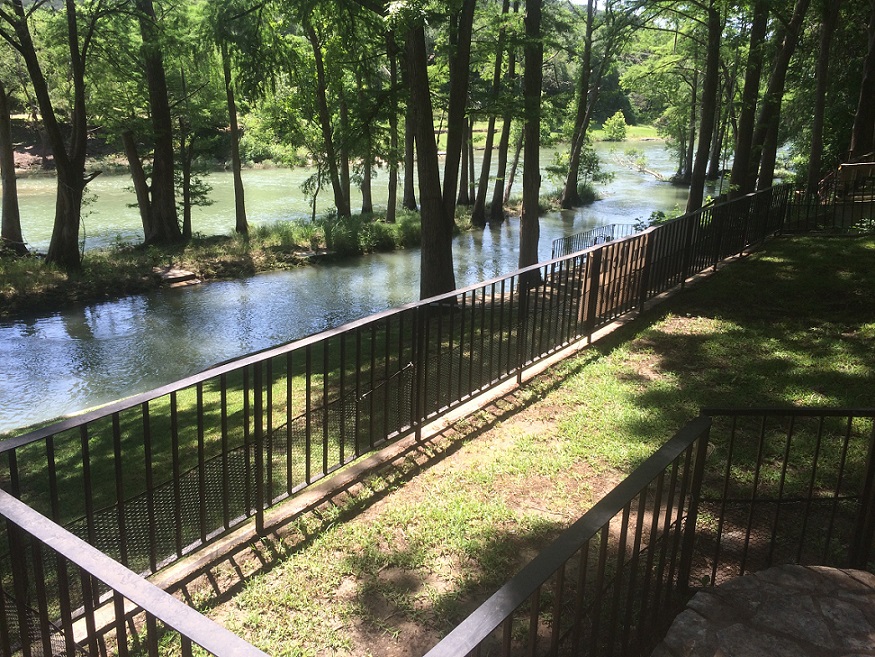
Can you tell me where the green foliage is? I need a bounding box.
[602,110,627,142]
[317,213,422,256]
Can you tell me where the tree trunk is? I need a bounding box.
[468,118,476,202]
[222,41,248,234]
[0,79,26,254]
[686,2,721,213]
[490,0,520,224]
[339,89,352,209]
[747,0,811,191]
[729,0,769,197]
[519,0,543,272]
[681,63,698,184]
[358,73,374,215]
[505,127,524,204]
[471,0,510,227]
[441,0,476,223]
[408,26,455,299]
[386,31,400,222]
[457,121,470,205]
[850,0,875,162]
[402,97,417,210]
[136,0,181,245]
[806,0,840,190]
[561,0,595,209]
[122,130,152,238]
[10,0,89,269]
[307,25,351,217]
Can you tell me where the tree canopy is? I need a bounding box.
[1,0,872,288]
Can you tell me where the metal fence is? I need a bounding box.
[0,183,849,655]
[424,408,875,657]
[551,224,641,259]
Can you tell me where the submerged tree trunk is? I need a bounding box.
[358,72,374,215]
[441,0,476,223]
[519,0,543,272]
[457,121,471,205]
[471,0,509,227]
[490,1,520,224]
[505,127,524,204]
[136,0,181,245]
[9,0,93,270]
[308,25,351,218]
[729,0,768,197]
[122,130,152,238]
[561,0,595,209]
[386,31,400,222]
[402,96,417,210]
[408,25,455,299]
[221,41,248,234]
[339,89,351,210]
[686,2,721,213]
[0,79,26,254]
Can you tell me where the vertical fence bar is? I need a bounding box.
[677,426,710,589]
[305,347,313,482]
[170,392,183,556]
[767,416,796,566]
[197,383,207,544]
[286,352,294,494]
[28,535,52,656]
[797,416,825,564]
[323,340,331,471]
[266,359,274,501]
[143,402,157,572]
[254,362,265,534]
[112,413,128,566]
[220,376,230,529]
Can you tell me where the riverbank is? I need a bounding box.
[0,213,424,319]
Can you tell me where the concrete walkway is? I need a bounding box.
[652,565,875,657]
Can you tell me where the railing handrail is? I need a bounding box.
[421,415,713,657]
[701,406,875,418]
[0,231,619,453]
[0,488,269,657]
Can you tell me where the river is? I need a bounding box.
[1,140,693,434]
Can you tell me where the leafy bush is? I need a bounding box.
[603,110,628,142]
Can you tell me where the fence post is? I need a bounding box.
[677,418,711,590]
[412,305,425,441]
[254,362,265,535]
[516,273,531,384]
[680,213,697,288]
[585,247,603,343]
[638,230,655,313]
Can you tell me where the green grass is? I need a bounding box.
[175,235,874,656]
[590,123,661,142]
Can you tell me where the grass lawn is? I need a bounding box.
[161,234,874,657]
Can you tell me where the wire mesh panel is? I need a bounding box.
[691,409,875,587]
[0,489,268,657]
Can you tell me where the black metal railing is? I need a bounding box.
[784,165,875,233]
[551,223,640,259]
[0,489,268,657]
[423,408,875,657]
[0,183,856,654]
